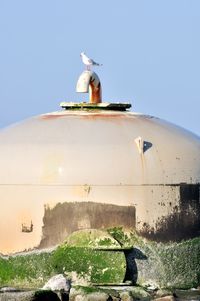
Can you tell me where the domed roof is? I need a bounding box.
[0,109,199,186]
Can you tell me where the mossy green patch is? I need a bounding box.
[65,229,121,249]
[107,227,200,289]
[107,227,133,247]
[0,228,200,289]
[0,252,52,288]
[52,245,125,284]
[0,243,125,287]
[126,286,151,300]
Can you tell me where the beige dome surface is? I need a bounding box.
[0,110,199,185]
[0,109,200,254]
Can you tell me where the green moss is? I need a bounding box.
[107,227,132,247]
[51,245,125,284]
[0,252,53,288]
[65,229,121,248]
[106,227,200,289]
[128,286,151,300]
[0,228,200,289]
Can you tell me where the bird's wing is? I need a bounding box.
[87,57,94,64]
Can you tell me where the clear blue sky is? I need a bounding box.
[0,1,200,135]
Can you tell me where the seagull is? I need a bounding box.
[80,52,102,70]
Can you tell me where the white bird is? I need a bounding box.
[80,52,102,70]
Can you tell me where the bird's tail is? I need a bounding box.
[94,63,103,66]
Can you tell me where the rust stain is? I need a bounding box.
[89,80,102,104]
[78,113,126,119]
[40,112,129,120]
[40,114,67,120]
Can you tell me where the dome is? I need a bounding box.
[0,107,200,254]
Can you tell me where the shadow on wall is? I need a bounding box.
[123,247,147,285]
